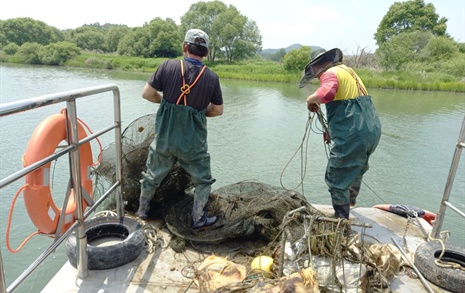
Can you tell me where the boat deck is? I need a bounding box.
[42,206,447,293]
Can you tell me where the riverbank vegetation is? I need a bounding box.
[1,0,464,92]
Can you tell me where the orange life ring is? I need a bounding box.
[22,113,93,235]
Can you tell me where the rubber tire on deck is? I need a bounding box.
[66,216,146,270]
[414,241,465,293]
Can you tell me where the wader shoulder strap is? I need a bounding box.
[176,60,207,106]
[340,66,368,96]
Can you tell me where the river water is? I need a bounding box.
[1,63,464,292]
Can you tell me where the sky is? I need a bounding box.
[1,0,464,54]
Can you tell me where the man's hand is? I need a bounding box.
[308,103,319,112]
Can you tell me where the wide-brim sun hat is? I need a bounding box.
[299,48,343,88]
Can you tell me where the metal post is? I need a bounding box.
[431,115,465,239]
[391,237,434,293]
[0,249,6,293]
[66,100,89,279]
[112,88,124,217]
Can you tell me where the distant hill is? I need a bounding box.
[261,44,321,54]
[260,44,323,59]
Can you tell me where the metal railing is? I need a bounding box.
[430,114,465,239]
[0,84,124,293]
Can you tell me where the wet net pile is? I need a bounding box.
[164,181,320,245]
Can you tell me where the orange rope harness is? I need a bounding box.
[176,60,207,106]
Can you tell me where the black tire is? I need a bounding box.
[414,241,465,293]
[66,216,146,270]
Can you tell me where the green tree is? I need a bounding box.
[0,31,7,48]
[212,6,262,62]
[271,48,287,62]
[181,0,228,61]
[420,36,459,62]
[117,27,151,57]
[2,43,20,55]
[458,43,465,54]
[105,26,130,53]
[147,18,182,58]
[0,18,64,46]
[69,26,106,51]
[282,46,312,72]
[181,1,261,62]
[39,41,81,65]
[14,42,42,64]
[374,0,447,46]
[377,31,433,70]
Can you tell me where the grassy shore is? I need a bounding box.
[16,52,465,93]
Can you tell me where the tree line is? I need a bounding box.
[0,0,464,80]
[0,1,262,65]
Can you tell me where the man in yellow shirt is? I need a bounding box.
[301,48,382,219]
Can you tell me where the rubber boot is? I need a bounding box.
[136,197,151,220]
[333,203,350,220]
[191,214,217,231]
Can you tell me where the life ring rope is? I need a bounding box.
[6,184,40,253]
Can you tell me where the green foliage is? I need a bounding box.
[66,52,166,72]
[376,30,463,72]
[14,42,42,64]
[408,53,465,78]
[2,43,20,55]
[282,46,312,72]
[39,42,81,65]
[147,18,182,58]
[0,1,462,92]
[181,0,228,61]
[377,31,433,70]
[105,26,131,53]
[458,43,465,54]
[374,0,447,46]
[150,31,181,58]
[420,36,459,61]
[181,1,261,62]
[354,67,464,92]
[0,51,9,62]
[0,17,64,46]
[118,27,151,57]
[213,6,262,62]
[211,60,298,82]
[0,32,7,48]
[441,57,465,77]
[270,49,287,62]
[83,56,112,69]
[68,26,106,51]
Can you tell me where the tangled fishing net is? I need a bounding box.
[93,114,399,292]
[94,113,192,215]
[93,113,318,247]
